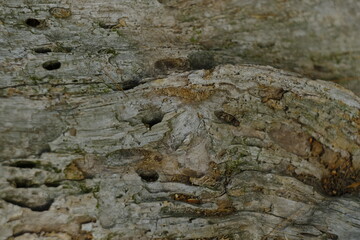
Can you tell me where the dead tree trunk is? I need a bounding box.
[0,1,359,240]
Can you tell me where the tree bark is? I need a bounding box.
[0,1,360,240]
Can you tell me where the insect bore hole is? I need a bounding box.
[25,18,41,27]
[142,112,164,129]
[42,60,61,70]
[122,80,140,91]
[34,47,52,54]
[137,169,159,182]
[9,161,37,168]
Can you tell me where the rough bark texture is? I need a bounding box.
[0,1,360,240]
[1,0,360,94]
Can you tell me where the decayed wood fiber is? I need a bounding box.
[1,64,360,239]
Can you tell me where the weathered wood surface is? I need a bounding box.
[0,1,360,240]
[1,65,360,239]
[1,0,359,94]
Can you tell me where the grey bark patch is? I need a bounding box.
[0,98,66,160]
[259,86,286,102]
[49,7,72,18]
[268,124,311,157]
[154,58,190,73]
[2,189,54,211]
[106,149,145,166]
[188,51,215,70]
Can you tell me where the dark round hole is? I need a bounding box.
[9,161,37,168]
[122,80,140,91]
[137,170,159,182]
[42,60,61,70]
[34,47,52,54]
[45,181,61,187]
[142,112,164,129]
[25,18,41,27]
